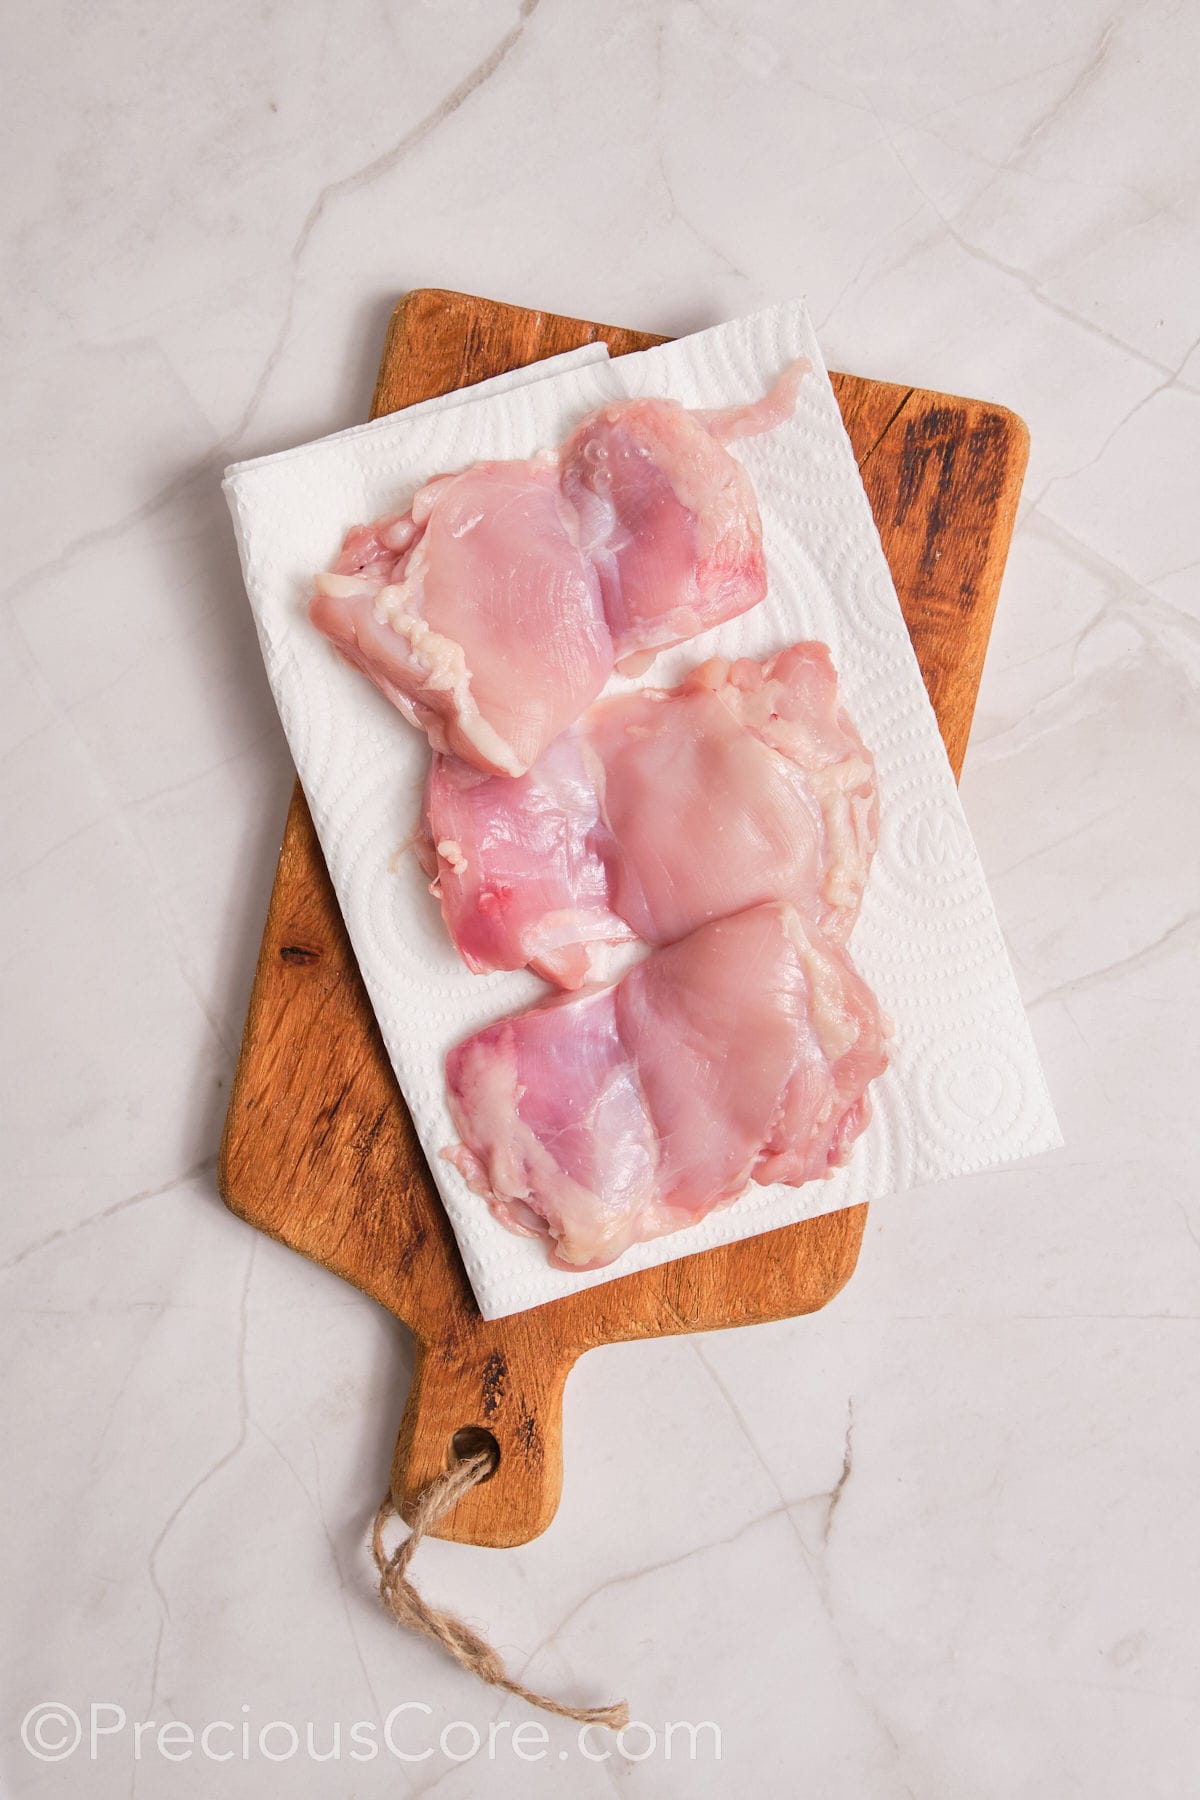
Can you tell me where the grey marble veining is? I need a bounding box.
[1,1,1197,1793]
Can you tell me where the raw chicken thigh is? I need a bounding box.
[559,362,807,676]
[419,729,634,992]
[595,645,877,945]
[310,364,807,775]
[444,903,889,1270]
[310,461,609,777]
[423,644,877,986]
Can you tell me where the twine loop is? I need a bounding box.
[372,1448,628,1730]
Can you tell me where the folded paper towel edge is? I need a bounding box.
[221,341,612,488]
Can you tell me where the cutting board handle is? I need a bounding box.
[391,1335,576,1548]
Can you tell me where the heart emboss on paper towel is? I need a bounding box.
[914,1039,1028,1156]
[943,1059,1006,1122]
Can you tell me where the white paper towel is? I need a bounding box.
[225,303,1061,1321]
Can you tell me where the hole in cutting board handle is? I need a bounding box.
[450,1426,500,1480]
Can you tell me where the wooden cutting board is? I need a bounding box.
[219,289,1027,1548]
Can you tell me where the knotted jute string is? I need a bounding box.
[372,1448,629,1730]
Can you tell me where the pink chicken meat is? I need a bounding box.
[444,903,889,1270]
[310,363,807,776]
[423,644,877,986]
[309,461,609,777]
[558,361,807,676]
[420,728,635,991]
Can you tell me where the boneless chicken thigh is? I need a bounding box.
[309,461,610,777]
[444,903,889,1270]
[310,364,808,775]
[559,360,809,675]
[595,645,877,945]
[419,728,635,992]
[423,644,877,985]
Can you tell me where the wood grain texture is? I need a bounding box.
[219,289,1028,1548]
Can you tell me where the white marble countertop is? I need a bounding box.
[3,2,1197,1794]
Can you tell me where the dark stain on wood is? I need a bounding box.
[352,1106,389,1168]
[480,1351,508,1419]
[313,1079,353,1149]
[516,1412,541,1461]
